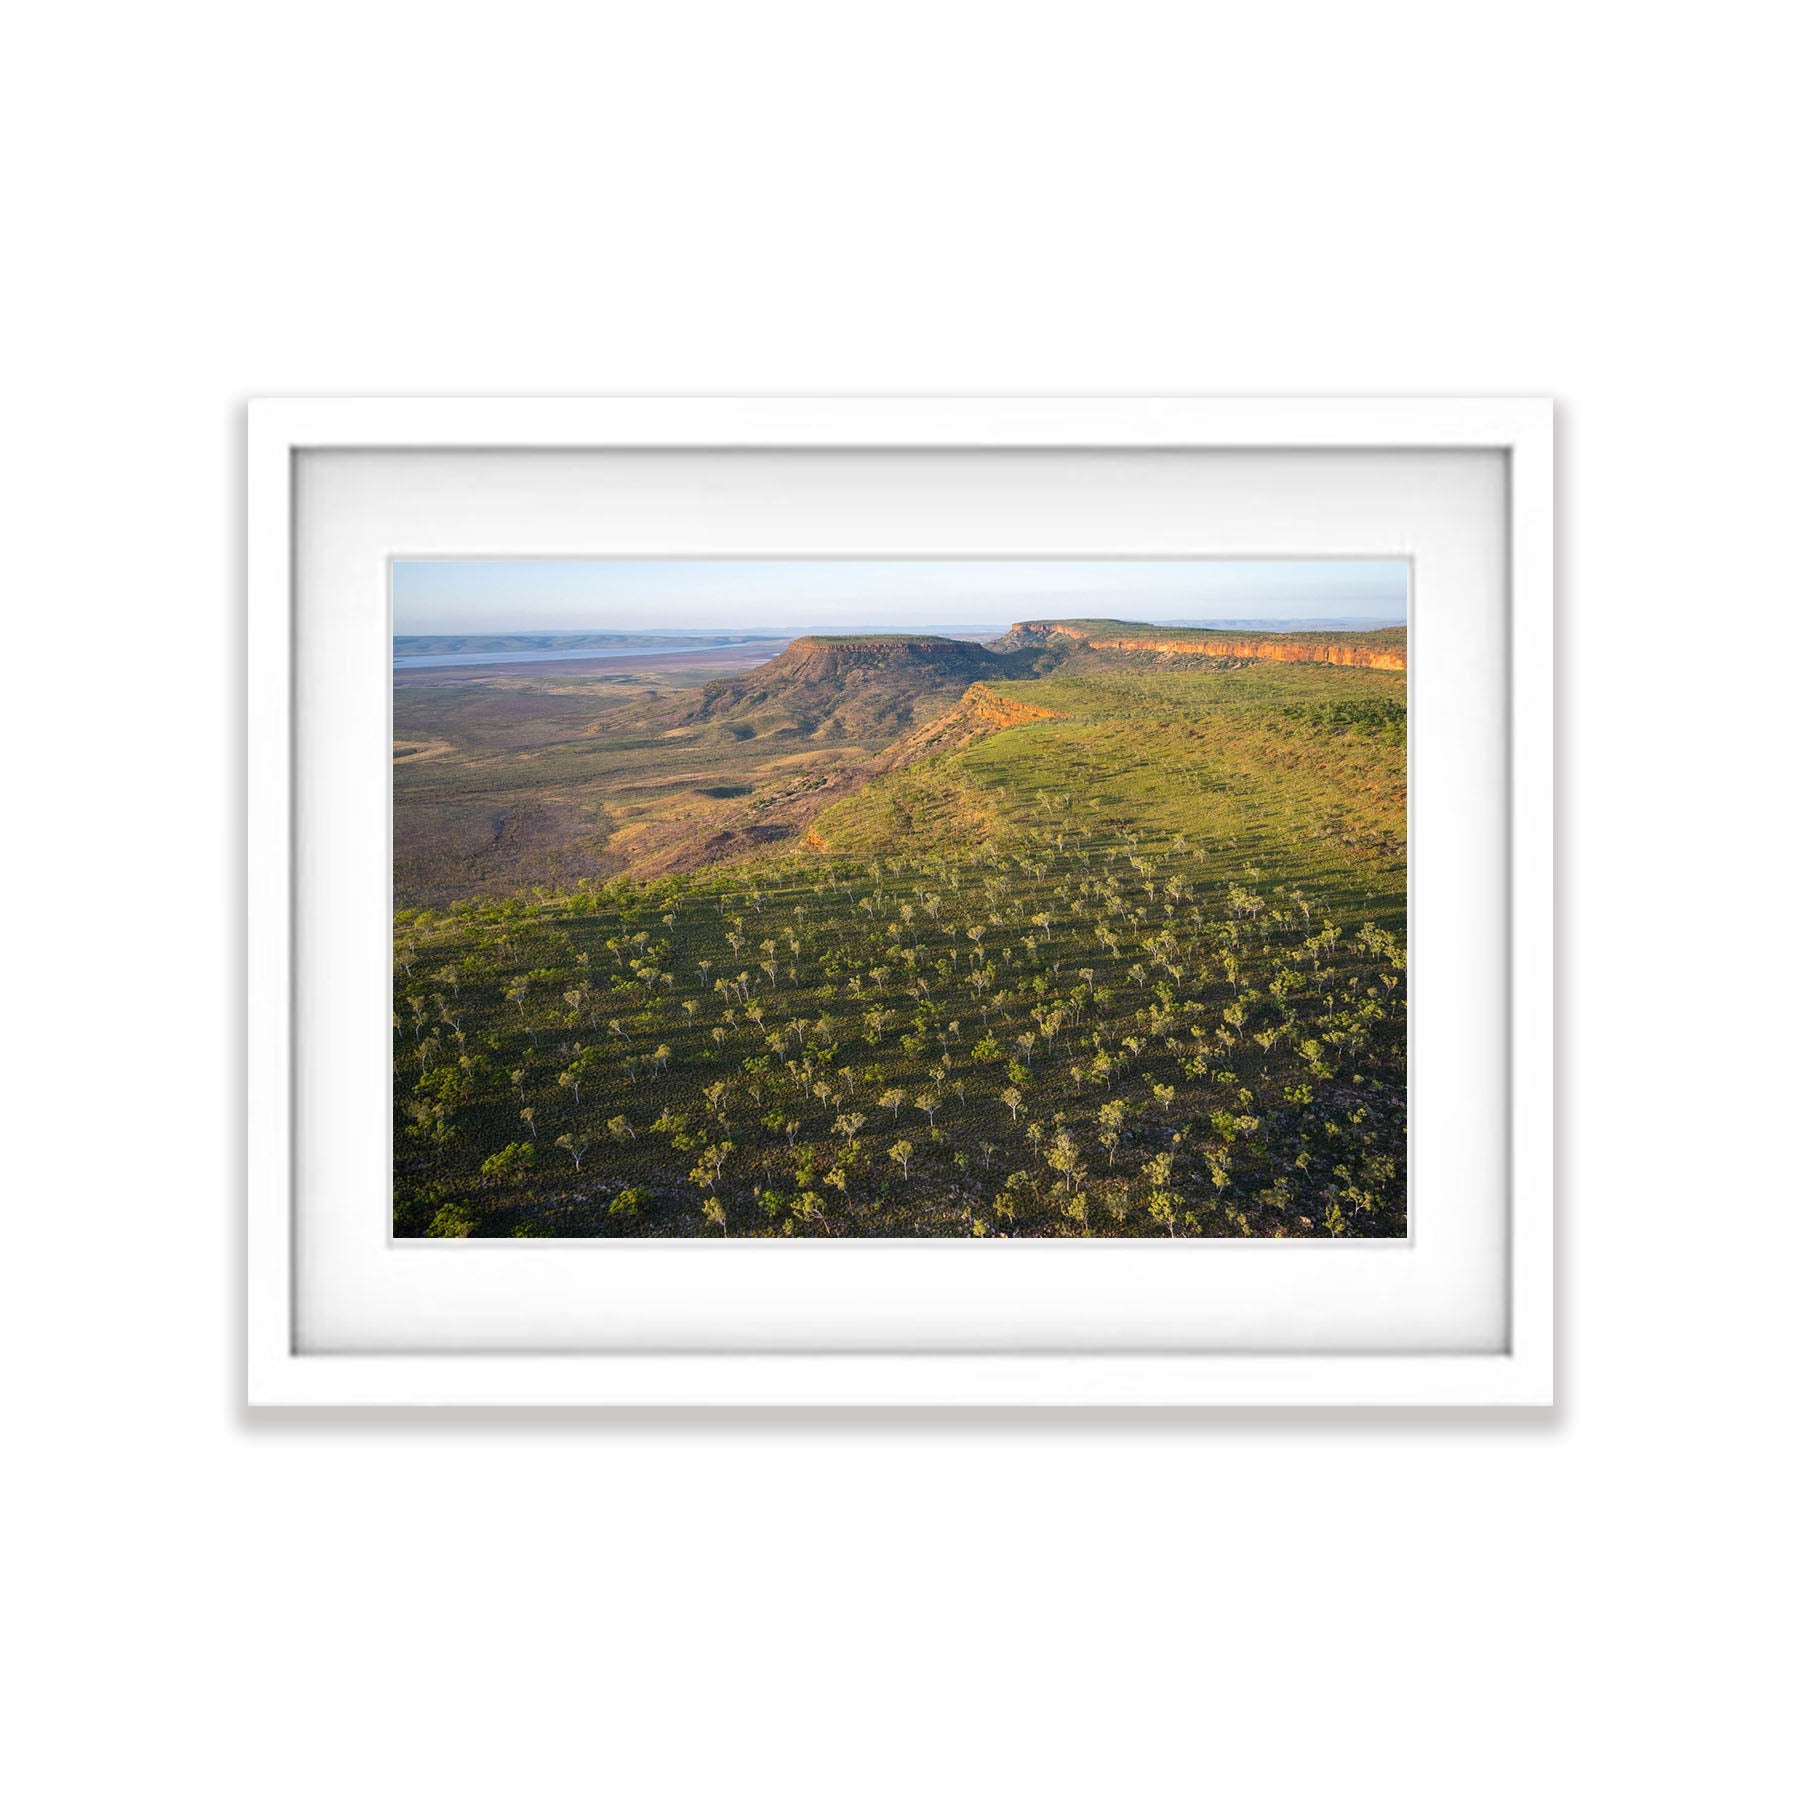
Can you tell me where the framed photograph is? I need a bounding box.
[249,397,1552,1406]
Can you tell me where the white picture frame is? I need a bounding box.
[249,396,1553,1407]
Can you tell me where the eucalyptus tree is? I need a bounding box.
[690,1139,732,1195]
[1045,1128,1085,1200]
[1145,1152,1178,1236]
[1098,1099,1126,1164]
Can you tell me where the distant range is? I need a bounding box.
[393,619,1404,670]
[392,631,788,670]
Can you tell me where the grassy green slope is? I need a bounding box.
[811,661,1405,932]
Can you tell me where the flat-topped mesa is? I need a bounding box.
[1007,619,1407,672]
[791,634,978,651]
[776,634,1001,677]
[677,633,1027,746]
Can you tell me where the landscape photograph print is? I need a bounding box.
[394,558,1409,1241]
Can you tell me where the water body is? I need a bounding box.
[393,641,781,670]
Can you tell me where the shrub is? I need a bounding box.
[425,1201,481,1238]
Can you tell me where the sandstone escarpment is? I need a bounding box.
[1008,619,1406,672]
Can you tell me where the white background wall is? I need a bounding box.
[4,5,1793,1796]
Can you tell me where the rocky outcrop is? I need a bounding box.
[961,682,1059,726]
[873,681,1059,773]
[1007,619,1406,672]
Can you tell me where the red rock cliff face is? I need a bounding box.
[960,682,1059,726]
[873,681,1059,773]
[1011,621,1406,672]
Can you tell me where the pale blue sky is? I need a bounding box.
[392,558,1409,635]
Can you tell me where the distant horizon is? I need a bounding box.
[393,558,1410,636]
[393,615,1407,645]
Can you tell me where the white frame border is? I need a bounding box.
[248,397,1553,1407]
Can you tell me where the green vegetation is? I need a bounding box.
[394,636,1407,1238]
[814,663,1406,933]
[1274,696,1407,742]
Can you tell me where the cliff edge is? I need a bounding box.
[1005,619,1406,672]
